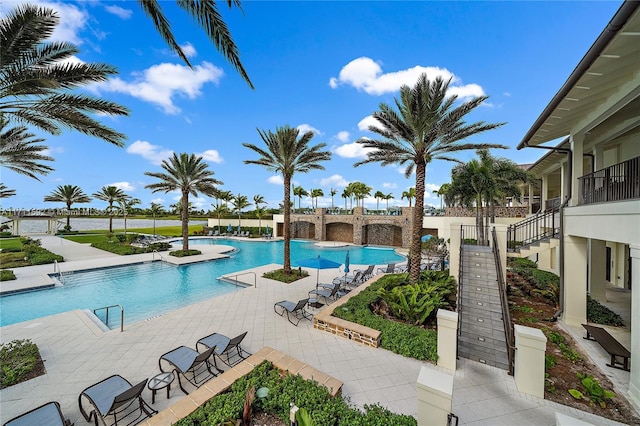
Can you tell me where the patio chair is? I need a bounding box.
[376,263,396,274]
[273,298,312,326]
[354,264,375,281]
[333,270,364,288]
[196,331,252,368]
[213,230,219,236]
[232,231,238,237]
[309,282,342,304]
[78,375,156,426]
[158,346,218,395]
[4,401,73,426]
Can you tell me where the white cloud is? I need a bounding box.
[330,56,485,100]
[267,175,284,185]
[334,131,350,142]
[37,1,89,45]
[180,42,197,58]
[150,197,165,205]
[319,174,349,188]
[198,149,223,163]
[126,140,173,165]
[297,124,323,136]
[357,116,382,132]
[98,62,224,114]
[334,142,373,159]
[503,91,512,97]
[382,182,397,189]
[104,4,133,19]
[424,183,440,195]
[108,181,135,192]
[190,196,209,210]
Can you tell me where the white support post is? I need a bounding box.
[416,366,453,426]
[514,324,547,398]
[437,309,458,371]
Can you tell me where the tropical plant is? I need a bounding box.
[149,202,164,235]
[92,186,125,233]
[355,74,506,284]
[341,188,350,209]
[0,5,129,146]
[569,373,615,408]
[330,188,337,209]
[349,182,371,207]
[401,187,416,207]
[43,184,91,229]
[374,190,385,210]
[232,193,250,230]
[293,185,308,209]
[135,0,252,88]
[383,192,394,210]
[0,118,54,180]
[211,203,228,233]
[0,183,16,199]
[116,195,141,236]
[311,188,323,208]
[145,153,222,252]
[244,125,331,274]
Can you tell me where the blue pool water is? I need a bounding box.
[0,239,404,327]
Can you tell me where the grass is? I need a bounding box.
[0,238,23,250]
[0,340,44,389]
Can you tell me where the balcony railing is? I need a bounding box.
[578,156,640,205]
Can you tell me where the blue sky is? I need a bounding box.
[1,0,623,212]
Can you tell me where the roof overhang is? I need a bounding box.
[518,1,640,149]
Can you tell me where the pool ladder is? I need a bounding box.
[94,304,124,332]
[225,271,257,288]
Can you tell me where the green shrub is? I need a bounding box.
[147,242,172,251]
[586,296,624,326]
[91,241,149,255]
[333,276,438,361]
[263,269,309,283]
[169,249,202,257]
[0,340,41,388]
[176,361,416,426]
[0,232,13,238]
[508,258,537,269]
[0,270,16,281]
[569,373,615,408]
[115,234,127,243]
[545,354,557,370]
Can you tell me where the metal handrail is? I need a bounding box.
[224,271,257,288]
[152,250,164,261]
[506,204,560,251]
[492,227,514,375]
[456,225,465,361]
[93,304,124,332]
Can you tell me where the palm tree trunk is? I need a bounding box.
[409,163,426,284]
[283,176,292,274]
[476,194,484,245]
[181,192,189,251]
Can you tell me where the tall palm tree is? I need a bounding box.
[355,74,506,284]
[243,125,331,274]
[351,182,371,208]
[0,5,129,146]
[292,185,308,210]
[311,188,323,208]
[401,187,416,207]
[374,190,385,210]
[219,190,233,210]
[43,184,91,230]
[0,183,16,198]
[117,195,141,236]
[330,188,337,209]
[92,185,125,233]
[253,194,265,233]
[145,153,222,252]
[211,203,228,233]
[383,192,394,210]
[149,202,164,236]
[231,193,250,231]
[0,118,54,180]
[136,0,253,88]
[342,188,350,209]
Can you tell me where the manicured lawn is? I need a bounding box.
[0,238,23,250]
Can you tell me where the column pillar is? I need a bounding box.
[588,239,607,302]
[437,309,458,371]
[514,325,547,398]
[528,184,533,215]
[416,366,453,426]
[570,133,584,206]
[628,244,640,410]
[449,223,462,283]
[563,235,588,326]
[541,176,549,210]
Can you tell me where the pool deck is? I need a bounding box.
[0,236,632,425]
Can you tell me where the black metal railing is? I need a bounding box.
[456,230,465,362]
[460,224,490,246]
[545,197,562,210]
[579,156,640,205]
[492,227,514,375]
[506,204,560,252]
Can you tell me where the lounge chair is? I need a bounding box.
[377,263,396,274]
[308,282,342,304]
[196,331,252,368]
[232,231,238,237]
[4,401,73,426]
[158,346,218,395]
[332,270,364,288]
[213,230,219,236]
[78,375,156,426]
[273,298,312,326]
[355,264,375,281]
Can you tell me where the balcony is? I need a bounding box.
[578,156,640,205]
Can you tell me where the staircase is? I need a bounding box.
[457,245,510,370]
[507,205,561,258]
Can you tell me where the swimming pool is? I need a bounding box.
[0,239,404,327]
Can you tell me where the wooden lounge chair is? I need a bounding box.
[274,298,312,326]
[158,346,218,394]
[196,331,252,368]
[78,375,156,426]
[4,401,73,426]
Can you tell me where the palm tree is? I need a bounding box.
[149,202,164,236]
[355,74,506,284]
[253,194,265,233]
[231,193,250,231]
[219,190,233,210]
[243,125,331,274]
[211,203,228,233]
[92,186,125,233]
[374,190,385,210]
[383,192,394,210]
[117,195,141,236]
[43,184,91,230]
[311,188,324,208]
[350,182,371,208]
[342,188,350,209]
[135,0,253,89]
[293,185,308,210]
[145,153,222,252]
[401,187,416,207]
[330,188,337,209]
[0,118,54,180]
[0,5,129,146]
[0,183,16,198]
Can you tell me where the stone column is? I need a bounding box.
[416,366,453,426]
[628,244,640,410]
[437,309,458,371]
[563,235,587,326]
[449,223,462,283]
[514,324,547,398]
[588,239,607,302]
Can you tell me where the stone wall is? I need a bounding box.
[326,222,354,243]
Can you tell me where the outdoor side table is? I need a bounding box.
[148,372,174,404]
[308,298,324,309]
